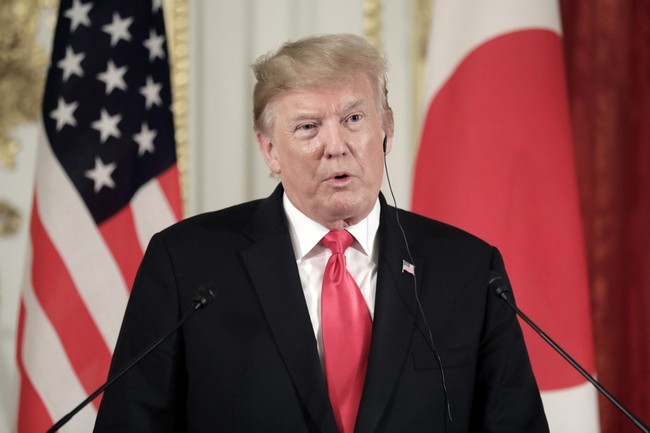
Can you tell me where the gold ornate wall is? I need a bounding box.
[164,0,189,212]
[411,0,433,137]
[363,0,434,151]
[0,0,52,236]
[363,0,382,48]
[0,0,49,170]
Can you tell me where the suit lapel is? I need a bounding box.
[355,200,420,433]
[240,186,339,433]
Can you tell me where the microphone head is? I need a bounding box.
[487,271,510,298]
[192,283,217,309]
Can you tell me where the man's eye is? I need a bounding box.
[348,114,363,122]
[298,123,315,131]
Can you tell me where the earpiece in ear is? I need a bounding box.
[382,135,387,154]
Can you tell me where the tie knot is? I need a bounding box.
[322,230,354,254]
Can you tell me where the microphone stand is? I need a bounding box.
[488,272,649,433]
[46,285,216,433]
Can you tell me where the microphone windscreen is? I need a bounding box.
[487,271,509,297]
[193,283,217,308]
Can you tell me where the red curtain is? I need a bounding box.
[560,0,650,431]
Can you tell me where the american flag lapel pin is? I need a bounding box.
[401,259,415,275]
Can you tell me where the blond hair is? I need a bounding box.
[251,33,393,135]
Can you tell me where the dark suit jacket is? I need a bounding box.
[93,185,548,432]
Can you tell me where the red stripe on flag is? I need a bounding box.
[158,165,183,220]
[413,29,595,390]
[16,303,54,433]
[99,205,144,290]
[31,204,112,406]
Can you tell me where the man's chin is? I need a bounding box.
[321,196,373,226]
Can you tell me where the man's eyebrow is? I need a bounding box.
[339,97,365,112]
[287,97,367,124]
[288,111,322,124]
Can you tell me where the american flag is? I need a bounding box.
[16,0,182,431]
[401,260,415,276]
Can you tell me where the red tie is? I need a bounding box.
[321,230,372,433]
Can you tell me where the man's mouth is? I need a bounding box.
[325,172,353,185]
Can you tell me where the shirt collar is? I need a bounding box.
[283,192,380,260]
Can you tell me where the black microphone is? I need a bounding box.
[487,271,649,433]
[46,283,218,433]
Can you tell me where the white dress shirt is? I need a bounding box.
[283,193,380,362]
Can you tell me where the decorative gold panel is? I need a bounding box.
[164,0,189,214]
[0,0,49,169]
[363,0,382,48]
[411,0,434,147]
[0,201,22,236]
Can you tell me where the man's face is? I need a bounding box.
[257,75,392,230]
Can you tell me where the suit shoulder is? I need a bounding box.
[390,208,503,283]
[393,207,492,249]
[158,198,264,240]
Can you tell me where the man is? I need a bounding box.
[94,34,548,432]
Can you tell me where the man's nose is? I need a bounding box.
[322,124,349,158]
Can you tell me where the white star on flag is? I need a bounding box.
[102,12,133,47]
[57,46,85,81]
[50,97,78,131]
[133,122,157,156]
[91,109,122,143]
[85,156,117,193]
[64,0,93,31]
[97,60,128,95]
[143,29,166,61]
[139,76,162,109]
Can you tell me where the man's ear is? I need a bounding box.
[382,134,393,155]
[256,132,281,174]
[382,107,395,155]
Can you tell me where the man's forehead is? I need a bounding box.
[289,95,365,114]
[280,81,375,116]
